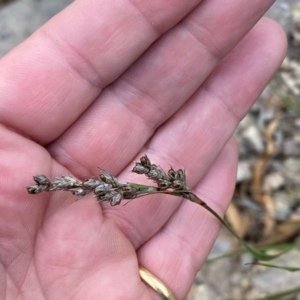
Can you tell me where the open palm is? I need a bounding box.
[0,1,285,299]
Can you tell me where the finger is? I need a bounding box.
[100,18,287,248]
[137,137,238,300]
[49,0,276,177]
[0,0,201,143]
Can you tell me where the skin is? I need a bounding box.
[0,0,287,299]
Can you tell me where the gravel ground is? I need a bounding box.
[1,1,300,299]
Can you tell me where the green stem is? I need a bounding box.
[129,183,284,261]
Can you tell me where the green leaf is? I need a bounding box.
[252,286,300,300]
[206,243,300,263]
[247,262,300,272]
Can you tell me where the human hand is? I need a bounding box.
[0,0,286,299]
